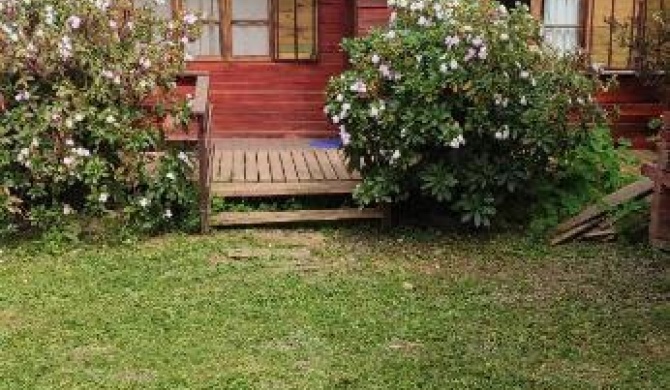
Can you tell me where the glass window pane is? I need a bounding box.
[182,0,222,56]
[589,0,635,68]
[232,0,269,20]
[275,0,317,60]
[232,25,270,56]
[188,23,222,56]
[543,0,580,53]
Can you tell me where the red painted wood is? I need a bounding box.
[173,0,352,139]
[165,0,663,146]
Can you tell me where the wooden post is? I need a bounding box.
[649,114,670,249]
[530,0,542,19]
[186,72,212,235]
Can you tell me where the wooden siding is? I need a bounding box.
[184,0,354,139]
[355,0,391,35]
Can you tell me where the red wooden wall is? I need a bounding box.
[185,0,355,139]
[356,0,392,35]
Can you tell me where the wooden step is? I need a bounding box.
[210,208,385,227]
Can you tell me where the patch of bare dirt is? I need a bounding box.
[247,230,327,249]
[69,344,117,363]
[114,369,158,384]
[0,310,24,330]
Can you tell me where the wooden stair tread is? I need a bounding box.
[210,208,384,227]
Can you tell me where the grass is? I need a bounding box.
[0,227,668,389]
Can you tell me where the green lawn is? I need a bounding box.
[0,228,668,389]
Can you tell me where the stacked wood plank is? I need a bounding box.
[551,179,654,245]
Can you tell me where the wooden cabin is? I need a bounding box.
[159,0,665,148]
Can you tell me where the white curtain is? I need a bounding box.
[543,0,581,53]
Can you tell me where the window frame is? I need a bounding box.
[532,0,648,71]
[538,0,588,55]
[164,0,318,62]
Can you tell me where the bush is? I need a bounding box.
[0,0,202,236]
[325,0,610,228]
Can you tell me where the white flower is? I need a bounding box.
[371,54,381,64]
[178,151,191,165]
[63,204,74,215]
[139,57,152,69]
[106,115,116,124]
[67,16,82,30]
[500,33,509,41]
[350,80,368,94]
[74,148,90,157]
[139,198,150,208]
[520,96,528,106]
[450,59,459,70]
[99,193,109,203]
[495,126,510,140]
[520,70,530,79]
[166,172,176,180]
[63,156,75,166]
[449,134,466,149]
[184,13,199,25]
[164,209,173,219]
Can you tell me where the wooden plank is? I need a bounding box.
[232,150,245,183]
[218,150,234,183]
[268,151,286,182]
[257,151,272,183]
[551,218,603,246]
[303,150,325,180]
[211,181,360,198]
[315,150,339,180]
[210,208,385,227]
[210,149,222,182]
[553,178,654,235]
[280,151,299,183]
[291,150,312,181]
[326,149,352,180]
[245,151,259,182]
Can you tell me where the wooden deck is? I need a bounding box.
[210,139,361,198]
[204,139,383,228]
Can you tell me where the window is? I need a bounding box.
[533,0,654,69]
[137,0,318,61]
[543,0,582,54]
[275,0,318,61]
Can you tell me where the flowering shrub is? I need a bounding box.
[0,0,202,236]
[326,0,605,227]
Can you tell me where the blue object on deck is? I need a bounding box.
[309,138,342,149]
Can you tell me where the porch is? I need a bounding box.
[202,138,384,229]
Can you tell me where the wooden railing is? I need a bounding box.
[174,71,213,234]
